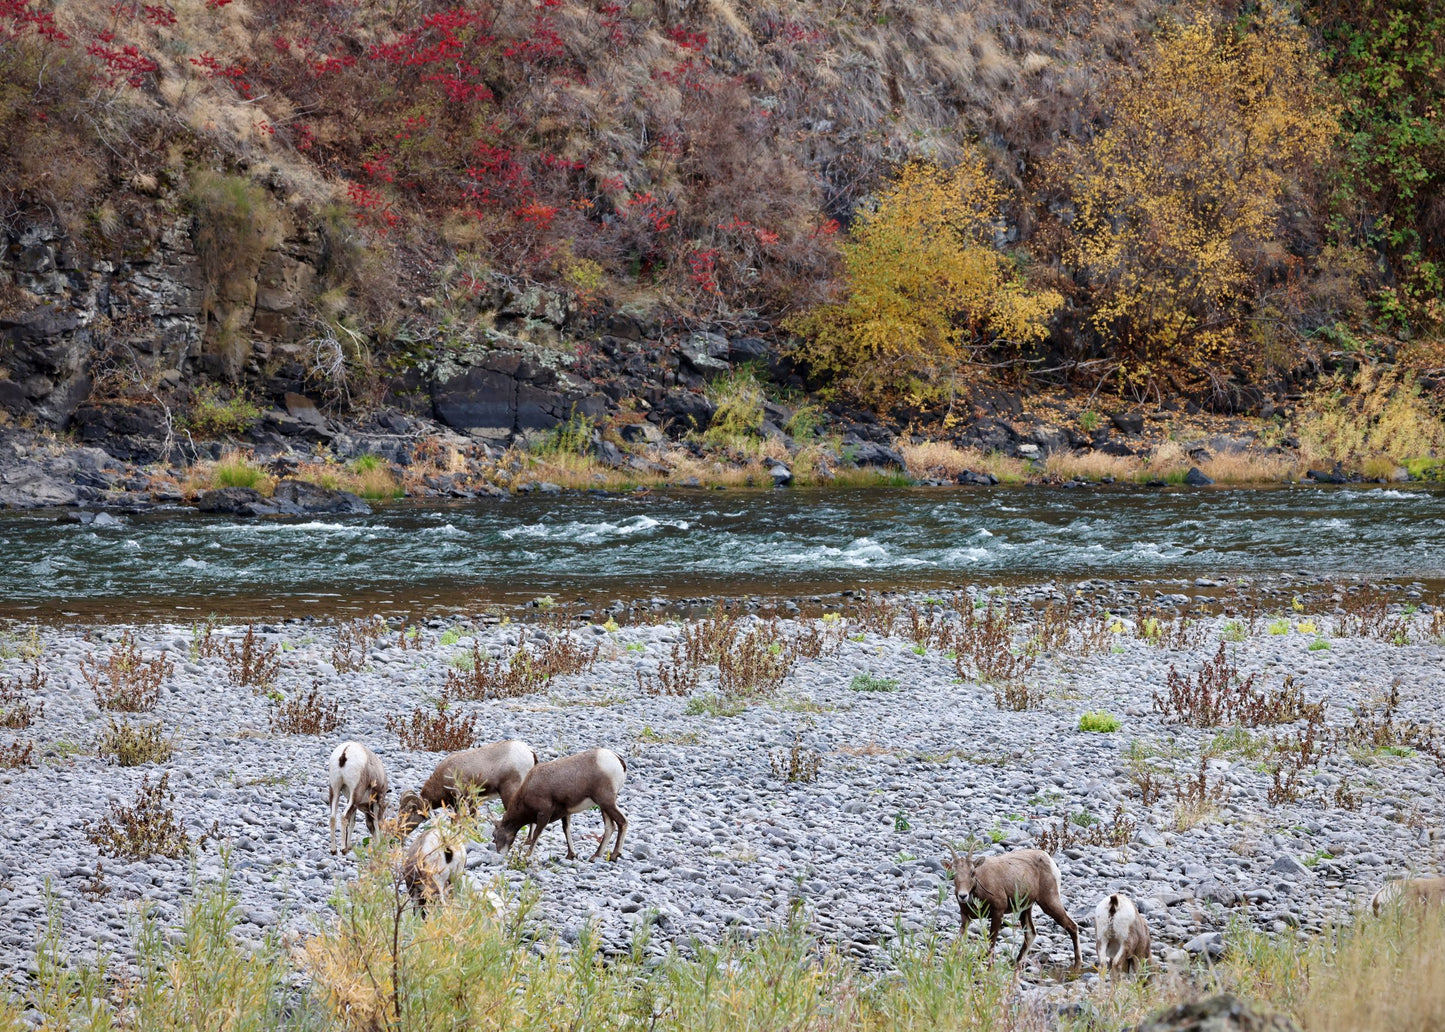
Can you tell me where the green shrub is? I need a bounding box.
[1078,710,1122,732]
[850,673,899,692]
[705,369,766,440]
[183,384,261,436]
[533,412,596,456]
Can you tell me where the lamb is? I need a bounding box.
[1371,876,1445,915]
[396,740,538,834]
[944,844,1082,970]
[1094,892,1151,974]
[492,748,628,862]
[403,819,467,913]
[328,740,389,855]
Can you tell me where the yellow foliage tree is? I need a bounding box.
[1068,6,1338,394]
[787,158,1061,407]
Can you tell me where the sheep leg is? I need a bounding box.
[1016,906,1036,967]
[328,786,340,855]
[341,798,357,854]
[985,909,1004,965]
[596,801,627,861]
[561,813,577,860]
[1039,898,1082,970]
[524,817,550,859]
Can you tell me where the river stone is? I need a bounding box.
[1184,467,1214,486]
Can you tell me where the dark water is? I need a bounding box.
[1,485,1441,620]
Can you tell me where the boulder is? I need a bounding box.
[656,391,715,435]
[959,417,1019,453]
[1135,994,1298,1032]
[770,464,793,487]
[1306,469,1346,484]
[957,470,998,486]
[1184,467,1214,486]
[680,332,730,374]
[195,487,264,514]
[728,337,770,362]
[841,439,908,471]
[1097,441,1137,457]
[269,479,371,515]
[619,421,665,445]
[1111,410,1145,435]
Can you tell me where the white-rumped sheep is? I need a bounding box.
[492,748,627,861]
[397,740,538,833]
[328,740,389,855]
[403,820,467,913]
[944,844,1082,969]
[1372,876,1445,915]
[1094,892,1150,974]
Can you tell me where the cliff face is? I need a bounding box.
[0,0,1440,461]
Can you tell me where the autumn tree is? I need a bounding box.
[1066,6,1338,398]
[787,158,1061,407]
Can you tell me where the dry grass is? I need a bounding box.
[1045,450,1140,480]
[1197,450,1296,483]
[899,442,1028,483]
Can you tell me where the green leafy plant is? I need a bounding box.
[850,673,900,693]
[1077,710,1121,732]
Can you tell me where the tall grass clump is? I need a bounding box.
[348,454,402,500]
[210,451,269,492]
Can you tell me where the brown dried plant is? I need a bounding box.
[0,740,34,768]
[333,616,387,673]
[1037,805,1137,854]
[1153,644,1321,727]
[0,657,46,729]
[84,772,201,860]
[445,633,598,700]
[82,630,173,712]
[270,683,343,735]
[717,622,795,700]
[769,730,822,784]
[637,643,701,697]
[386,700,478,752]
[222,624,282,690]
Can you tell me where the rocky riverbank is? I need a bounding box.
[0,583,1441,996]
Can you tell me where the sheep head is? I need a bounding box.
[943,843,976,898]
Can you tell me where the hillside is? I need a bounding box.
[0,0,1442,479]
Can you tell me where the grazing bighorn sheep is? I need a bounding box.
[492,748,628,861]
[1094,892,1151,974]
[397,740,538,834]
[944,844,1082,969]
[328,740,389,855]
[1371,876,1445,915]
[403,820,467,913]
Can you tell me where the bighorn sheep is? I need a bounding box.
[403,819,467,913]
[492,748,628,862]
[328,740,389,855]
[1094,892,1151,974]
[944,845,1082,969]
[1371,876,1445,915]
[396,740,538,833]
